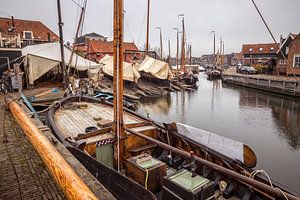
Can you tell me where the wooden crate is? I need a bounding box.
[125,155,167,193]
[162,169,215,200]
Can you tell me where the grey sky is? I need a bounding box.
[1,0,300,56]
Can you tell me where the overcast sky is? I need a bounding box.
[1,0,300,56]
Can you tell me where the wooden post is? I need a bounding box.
[6,98,98,200]
[14,64,22,96]
[113,0,125,171]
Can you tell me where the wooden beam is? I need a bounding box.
[6,98,98,200]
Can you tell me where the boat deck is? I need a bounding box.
[54,102,143,140]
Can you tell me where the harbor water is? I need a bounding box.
[136,72,300,193]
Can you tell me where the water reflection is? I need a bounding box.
[237,89,300,151]
[137,93,171,116]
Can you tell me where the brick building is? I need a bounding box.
[286,34,300,76]
[276,33,299,75]
[241,43,278,68]
[85,40,141,62]
[0,17,59,48]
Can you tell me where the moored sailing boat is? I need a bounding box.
[47,95,298,200]
[47,0,299,199]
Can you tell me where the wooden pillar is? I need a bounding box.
[113,0,125,171]
[6,99,98,200]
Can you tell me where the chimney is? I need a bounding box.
[11,16,15,28]
[47,33,51,42]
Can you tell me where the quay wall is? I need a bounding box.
[222,74,300,97]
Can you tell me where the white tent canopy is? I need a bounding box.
[100,55,140,82]
[22,42,101,84]
[138,56,173,80]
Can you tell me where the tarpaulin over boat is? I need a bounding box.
[176,123,245,163]
[22,42,101,84]
[138,56,173,80]
[100,55,140,82]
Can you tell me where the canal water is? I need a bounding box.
[136,72,300,193]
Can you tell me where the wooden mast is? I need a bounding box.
[145,0,150,55]
[168,38,171,66]
[222,40,225,69]
[173,28,179,72]
[180,15,186,73]
[56,0,68,88]
[156,27,163,59]
[189,43,192,67]
[68,0,87,69]
[113,0,125,171]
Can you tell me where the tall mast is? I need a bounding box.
[56,0,67,88]
[145,0,150,55]
[222,40,225,69]
[155,27,163,59]
[219,37,222,67]
[179,14,186,73]
[69,0,87,69]
[113,0,124,171]
[173,28,179,71]
[168,38,171,66]
[189,43,192,67]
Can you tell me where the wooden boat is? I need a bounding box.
[93,91,137,110]
[47,95,298,200]
[207,69,222,80]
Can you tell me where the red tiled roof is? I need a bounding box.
[0,17,59,41]
[242,43,279,55]
[88,40,139,54]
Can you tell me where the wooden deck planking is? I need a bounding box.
[54,102,142,140]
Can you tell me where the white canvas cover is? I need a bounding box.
[22,43,101,84]
[100,55,140,82]
[176,123,245,163]
[138,56,172,80]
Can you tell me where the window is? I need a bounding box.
[259,47,263,51]
[249,48,253,52]
[23,31,33,40]
[294,55,300,67]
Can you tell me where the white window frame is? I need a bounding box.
[23,31,33,40]
[293,54,300,68]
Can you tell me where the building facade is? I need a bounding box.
[0,17,59,48]
[286,34,300,76]
[241,43,278,69]
[85,40,141,62]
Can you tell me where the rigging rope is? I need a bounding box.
[250,169,289,200]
